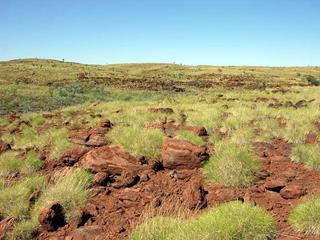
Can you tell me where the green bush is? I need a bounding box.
[130,201,275,240]
[7,170,93,240]
[289,196,320,235]
[175,130,204,145]
[291,144,320,170]
[108,126,164,158]
[203,140,260,187]
[306,76,320,86]
[0,150,43,175]
[31,170,93,220]
[0,175,45,219]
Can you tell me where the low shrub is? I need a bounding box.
[306,75,320,86]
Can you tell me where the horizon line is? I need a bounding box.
[1,57,319,68]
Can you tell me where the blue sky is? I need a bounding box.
[0,0,319,66]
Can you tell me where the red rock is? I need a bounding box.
[99,119,113,129]
[0,217,16,239]
[38,202,66,231]
[68,225,103,240]
[148,108,174,114]
[93,172,109,186]
[6,112,19,123]
[59,147,90,166]
[0,125,7,135]
[112,170,140,189]
[182,177,207,209]
[264,179,286,192]
[183,126,208,136]
[161,139,209,170]
[280,184,306,199]
[305,132,318,144]
[80,145,140,174]
[69,128,108,147]
[0,140,10,154]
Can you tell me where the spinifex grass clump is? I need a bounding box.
[175,130,204,145]
[0,150,43,175]
[130,201,275,240]
[0,175,45,219]
[7,170,93,240]
[291,144,320,170]
[289,196,320,235]
[108,126,164,158]
[203,139,260,187]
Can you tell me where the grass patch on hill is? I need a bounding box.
[130,201,275,240]
[289,196,320,235]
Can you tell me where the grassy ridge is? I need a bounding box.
[1,58,319,85]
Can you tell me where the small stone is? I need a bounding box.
[94,172,109,186]
[280,184,306,199]
[140,174,149,182]
[38,202,66,231]
[265,179,286,192]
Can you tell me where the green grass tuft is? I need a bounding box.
[203,140,260,187]
[108,126,164,158]
[175,130,204,145]
[0,175,45,219]
[0,150,43,175]
[31,169,93,220]
[130,201,275,240]
[291,144,320,170]
[289,196,320,235]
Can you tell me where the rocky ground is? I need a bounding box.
[0,115,317,240]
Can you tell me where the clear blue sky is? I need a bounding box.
[1,0,319,66]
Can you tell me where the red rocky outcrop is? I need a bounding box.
[69,128,108,147]
[38,202,66,231]
[80,145,140,174]
[148,108,174,114]
[182,176,207,209]
[0,140,10,154]
[0,217,16,240]
[161,139,209,170]
[280,184,306,199]
[59,147,90,166]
